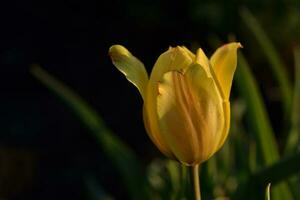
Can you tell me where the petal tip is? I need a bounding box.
[237,42,243,48]
[220,42,243,50]
[109,45,131,61]
[226,42,243,49]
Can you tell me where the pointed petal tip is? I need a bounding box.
[237,42,243,48]
[222,42,243,49]
[231,42,243,49]
[210,42,242,100]
[169,46,183,53]
[168,45,187,52]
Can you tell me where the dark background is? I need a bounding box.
[0,0,299,199]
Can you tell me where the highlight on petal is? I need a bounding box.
[210,42,242,100]
[109,45,148,100]
[156,63,224,164]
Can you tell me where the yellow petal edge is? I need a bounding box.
[109,45,148,100]
[210,42,242,100]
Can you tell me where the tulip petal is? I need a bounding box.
[156,63,224,165]
[109,45,174,157]
[185,64,225,160]
[143,106,175,158]
[109,45,148,100]
[210,42,242,100]
[150,46,194,82]
[143,46,195,160]
[215,100,231,151]
[181,46,196,60]
[157,71,200,165]
[195,48,212,77]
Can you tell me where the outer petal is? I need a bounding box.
[143,47,195,159]
[214,101,231,152]
[195,48,212,77]
[109,45,174,158]
[210,42,242,100]
[195,47,231,148]
[109,45,148,100]
[143,105,175,158]
[150,46,194,81]
[156,63,224,165]
[157,71,200,165]
[181,46,196,60]
[185,64,225,161]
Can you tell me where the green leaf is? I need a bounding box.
[166,160,181,198]
[254,150,300,186]
[240,8,293,114]
[30,65,148,200]
[235,149,300,199]
[235,53,279,165]
[285,48,300,154]
[234,54,293,200]
[265,183,271,200]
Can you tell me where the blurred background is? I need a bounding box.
[0,0,300,199]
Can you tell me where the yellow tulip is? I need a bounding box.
[109,43,241,166]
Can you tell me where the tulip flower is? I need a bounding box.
[109,43,241,166]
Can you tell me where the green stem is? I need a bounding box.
[191,164,201,200]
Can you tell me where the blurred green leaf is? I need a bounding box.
[30,65,148,200]
[146,159,190,200]
[265,183,271,200]
[166,160,181,199]
[147,159,172,200]
[285,47,300,154]
[254,150,300,186]
[235,53,278,167]
[234,54,293,200]
[235,149,300,199]
[85,175,114,200]
[248,141,257,173]
[240,8,293,114]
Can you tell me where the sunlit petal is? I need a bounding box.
[185,64,225,160]
[109,45,148,100]
[157,63,224,164]
[195,48,212,77]
[157,71,200,165]
[150,46,194,83]
[181,46,196,60]
[143,46,194,160]
[142,105,174,158]
[210,42,242,100]
[214,100,231,152]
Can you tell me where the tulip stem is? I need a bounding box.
[192,164,201,200]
